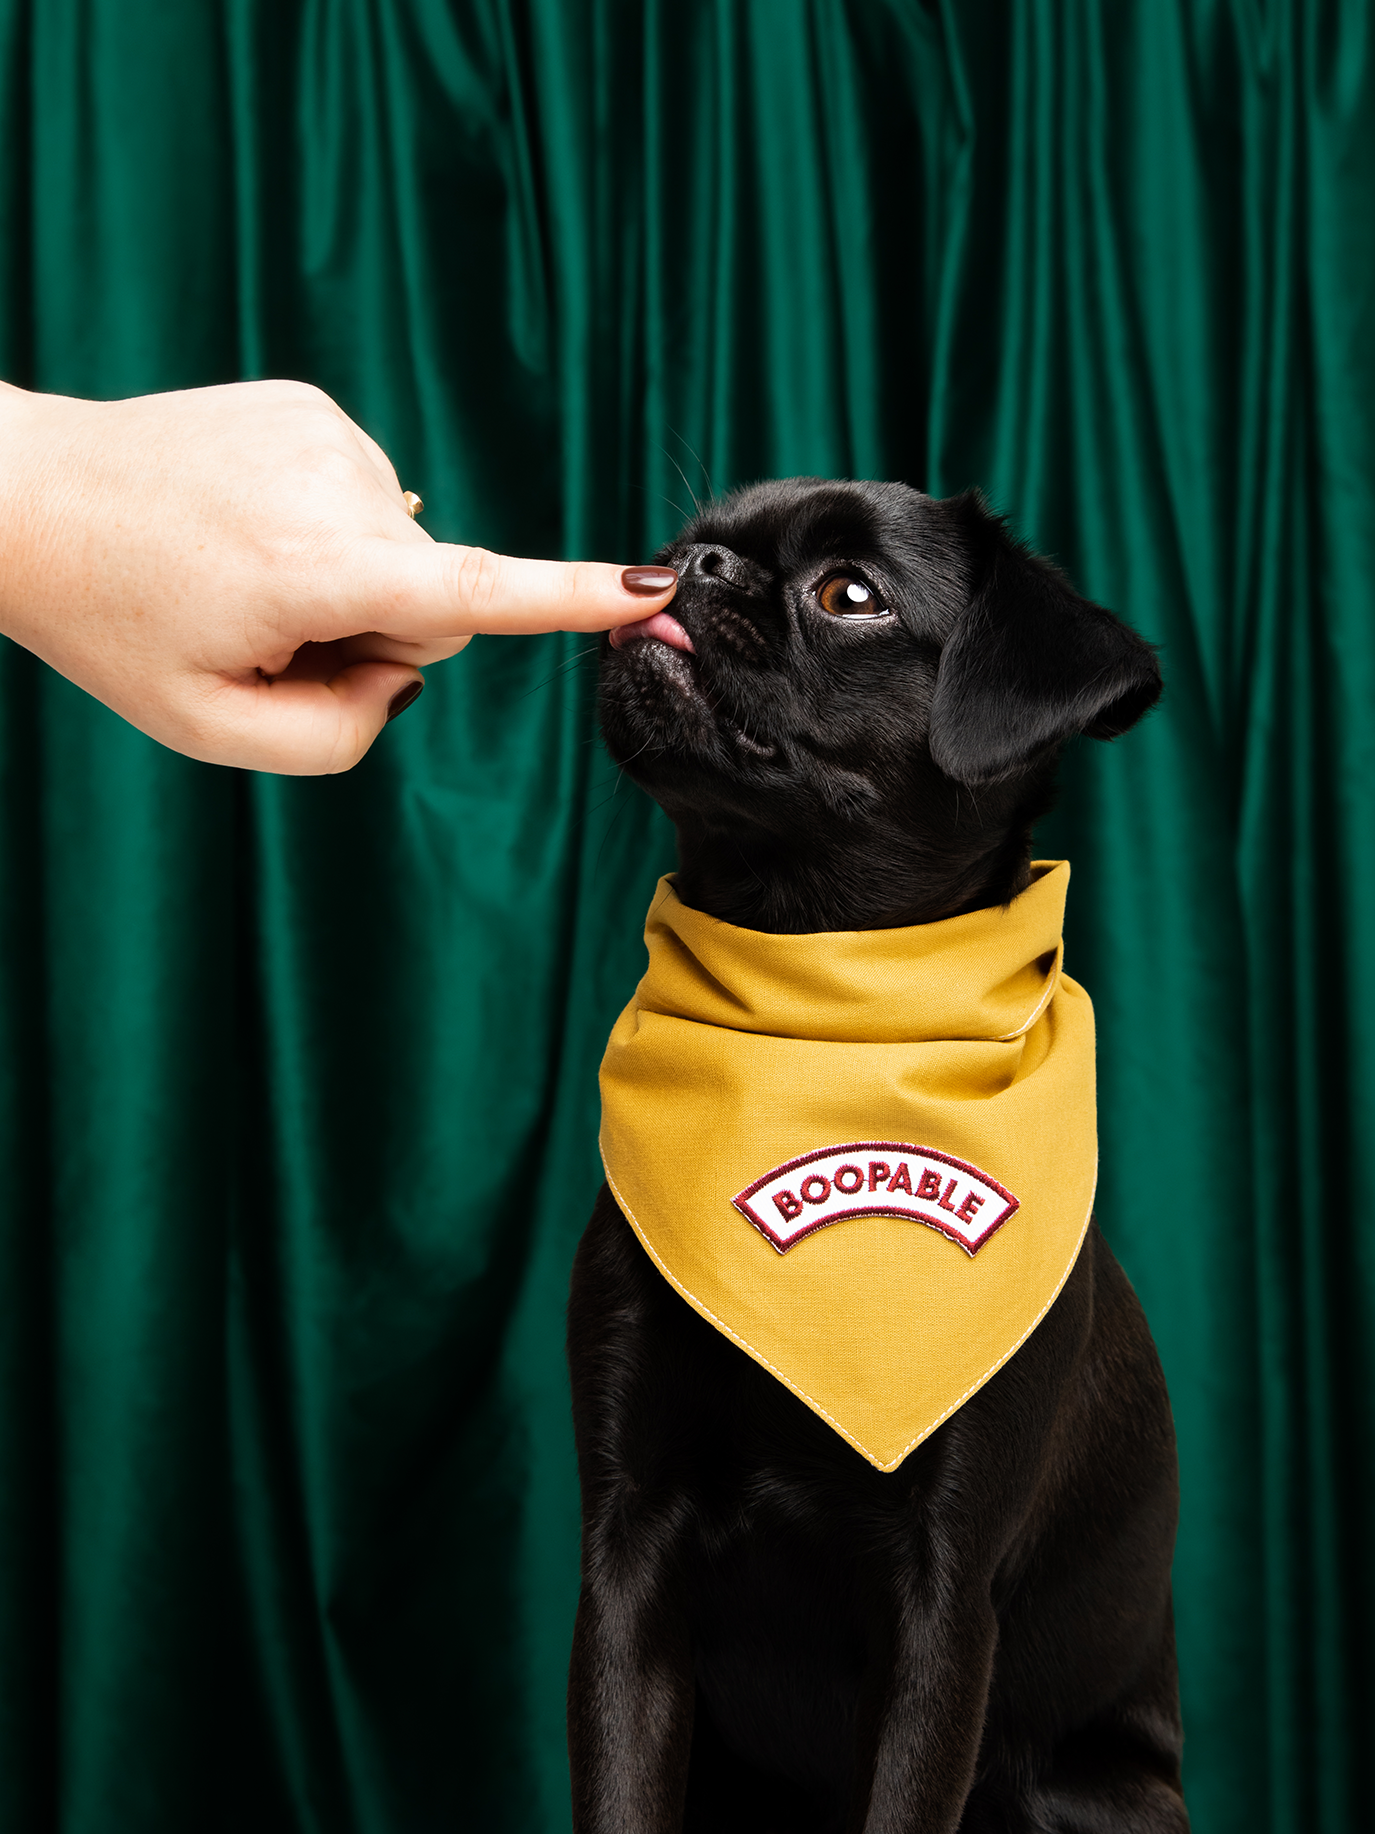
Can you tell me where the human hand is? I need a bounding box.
[0,378,678,773]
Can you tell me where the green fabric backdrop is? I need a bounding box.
[1,3,1372,1830]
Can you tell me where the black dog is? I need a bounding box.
[567,480,1185,1833]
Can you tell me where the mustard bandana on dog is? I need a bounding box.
[598,862,1096,1472]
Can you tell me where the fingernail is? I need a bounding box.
[387,680,424,723]
[621,566,678,597]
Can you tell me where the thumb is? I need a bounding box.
[358,538,679,640]
[192,660,425,774]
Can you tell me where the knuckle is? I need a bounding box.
[367,440,401,490]
[253,377,333,415]
[323,730,358,774]
[283,378,333,408]
[448,545,504,614]
[265,456,365,562]
[301,443,360,492]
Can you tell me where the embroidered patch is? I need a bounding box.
[732,1142,1019,1256]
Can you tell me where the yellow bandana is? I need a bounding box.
[598,862,1097,1472]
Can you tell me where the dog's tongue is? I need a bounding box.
[609,611,695,653]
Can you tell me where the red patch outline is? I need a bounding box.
[731,1140,1020,1256]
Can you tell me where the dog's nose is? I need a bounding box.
[677,543,754,591]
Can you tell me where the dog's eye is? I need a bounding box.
[816,573,887,619]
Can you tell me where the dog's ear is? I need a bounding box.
[926,497,1162,787]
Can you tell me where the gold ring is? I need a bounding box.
[403,491,424,519]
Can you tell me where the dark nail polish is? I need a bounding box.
[387,680,424,723]
[621,566,678,596]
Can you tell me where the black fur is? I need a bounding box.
[568,479,1183,1832]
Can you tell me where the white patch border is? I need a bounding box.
[732,1140,1020,1257]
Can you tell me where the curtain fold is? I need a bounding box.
[1,4,1371,1830]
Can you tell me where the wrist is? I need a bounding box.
[0,383,42,643]
[0,382,94,650]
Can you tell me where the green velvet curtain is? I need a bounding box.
[1,3,1371,1830]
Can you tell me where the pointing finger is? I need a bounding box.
[355,538,679,640]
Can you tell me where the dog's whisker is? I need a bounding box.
[613,733,659,769]
[629,480,695,527]
[512,640,601,702]
[657,440,703,519]
[590,790,641,876]
[665,424,716,503]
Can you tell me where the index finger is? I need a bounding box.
[357,539,679,639]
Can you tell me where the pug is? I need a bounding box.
[566,479,1187,1834]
